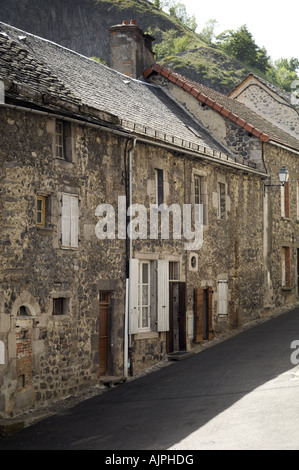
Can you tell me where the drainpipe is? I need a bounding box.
[124,138,136,377]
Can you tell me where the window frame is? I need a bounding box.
[138,261,151,331]
[37,195,46,227]
[55,120,64,159]
[155,169,164,206]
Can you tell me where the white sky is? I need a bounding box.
[180,0,299,62]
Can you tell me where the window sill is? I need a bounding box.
[133,331,159,341]
[37,226,54,235]
[54,158,74,169]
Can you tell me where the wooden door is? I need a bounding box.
[194,287,213,342]
[99,292,109,376]
[178,282,186,350]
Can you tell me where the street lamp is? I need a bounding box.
[264,165,289,195]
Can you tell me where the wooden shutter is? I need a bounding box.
[129,259,139,334]
[61,194,71,247]
[194,287,204,343]
[179,282,186,350]
[157,260,169,332]
[70,196,79,248]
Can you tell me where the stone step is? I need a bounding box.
[168,351,195,361]
[99,376,127,388]
[0,419,24,438]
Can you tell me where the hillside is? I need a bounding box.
[0,0,287,94]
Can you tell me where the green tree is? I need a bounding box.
[218,25,258,66]
[200,19,218,44]
[267,57,299,92]
[165,1,197,31]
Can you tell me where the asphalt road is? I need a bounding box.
[1,307,299,451]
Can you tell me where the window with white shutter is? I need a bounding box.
[61,194,79,248]
[218,280,228,316]
[157,260,169,332]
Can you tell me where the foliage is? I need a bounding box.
[216,25,270,73]
[160,1,197,31]
[90,56,108,66]
[153,29,190,60]
[200,19,218,44]
[267,57,299,92]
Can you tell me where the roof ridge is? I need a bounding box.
[152,64,270,143]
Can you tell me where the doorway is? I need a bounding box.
[99,292,110,376]
[194,286,213,342]
[167,282,186,353]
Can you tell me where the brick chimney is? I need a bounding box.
[110,20,155,80]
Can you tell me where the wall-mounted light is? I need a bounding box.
[264,165,289,195]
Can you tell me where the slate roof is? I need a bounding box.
[148,65,299,153]
[0,21,245,166]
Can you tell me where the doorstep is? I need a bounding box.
[168,351,195,361]
[99,376,127,388]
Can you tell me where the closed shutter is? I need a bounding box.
[194,287,204,343]
[218,280,228,315]
[157,260,169,332]
[61,194,71,247]
[129,259,139,334]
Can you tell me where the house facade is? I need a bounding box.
[0,20,298,419]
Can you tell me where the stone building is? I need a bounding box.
[0,20,298,419]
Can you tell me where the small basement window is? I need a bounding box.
[53,297,70,316]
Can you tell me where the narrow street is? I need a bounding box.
[1,307,299,451]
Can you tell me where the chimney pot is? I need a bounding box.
[130,20,137,25]
[122,20,128,25]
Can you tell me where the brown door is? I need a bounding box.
[99,292,109,376]
[194,287,213,342]
[167,282,186,353]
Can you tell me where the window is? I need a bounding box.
[61,194,79,248]
[218,182,226,219]
[55,120,64,158]
[156,169,164,205]
[129,259,169,334]
[281,182,290,218]
[17,306,31,317]
[218,280,228,316]
[282,247,291,288]
[194,174,207,224]
[169,261,179,281]
[53,297,70,316]
[138,261,150,330]
[55,120,72,162]
[37,195,46,227]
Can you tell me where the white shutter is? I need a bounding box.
[218,280,228,315]
[157,260,169,332]
[129,259,139,334]
[61,194,71,247]
[71,196,79,248]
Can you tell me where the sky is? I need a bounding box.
[178,0,298,62]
